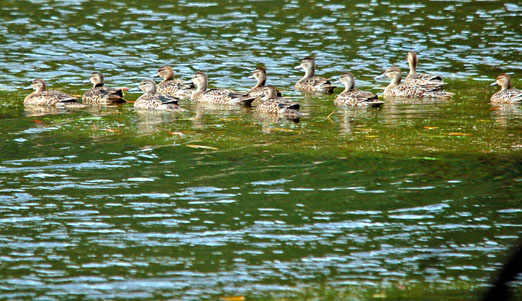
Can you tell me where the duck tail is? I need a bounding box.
[277,103,301,111]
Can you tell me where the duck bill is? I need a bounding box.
[23,85,33,90]
[374,73,387,80]
[151,72,159,78]
[128,86,141,92]
[490,81,498,86]
[294,65,302,70]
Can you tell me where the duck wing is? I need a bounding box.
[278,101,300,111]
[205,89,255,105]
[157,93,180,104]
[46,90,78,103]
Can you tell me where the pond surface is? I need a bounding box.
[0,0,521,299]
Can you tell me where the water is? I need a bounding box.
[0,0,521,299]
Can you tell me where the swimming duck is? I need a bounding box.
[82,72,126,104]
[248,66,268,97]
[24,79,84,107]
[378,67,454,99]
[294,57,335,93]
[404,51,444,86]
[191,71,255,105]
[247,67,279,97]
[256,85,300,116]
[334,72,383,107]
[490,73,522,104]
[155,65,194,100]
[134,79,185,112]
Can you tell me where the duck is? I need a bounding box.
[133,79,185,112]
[378,67,454,99]
[247,67,281,98]
[334,72,383,107]
[294,57,335,93]
[191,71,255,105]
[82,72,127,104]
[155,65,194,100]
[24,79,84,107]
[256,85,300,117]
[403,51,444,87]
[490,73,522,104]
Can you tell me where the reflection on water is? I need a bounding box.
[135,110,184,134]
[0,0,521,299]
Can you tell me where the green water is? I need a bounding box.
[0,0,521,299]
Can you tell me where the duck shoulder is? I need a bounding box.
[404,77,446,91]
[256,97,300,115]
[248,86,282,99]
[385,84,426,98]
[405,73,443,83]
[334,89,380,107]
[135,93,183,111]
[157,79,194,97]
[24,90,78,107]
[296,76,335,93]
[195,88,255,105]
[82,87,125,104]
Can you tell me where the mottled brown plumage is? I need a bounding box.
[155,65,194,100]
[294,57,335,93]
[255,85,299,117]
[248,67,282,106]
[404,51,445,88]
[82,72,126,104]
[24,79,84,107]
[380,67,454,99]
[490,73,522,104]
[134,79,185,112]
[334,72,383,107]
[191,72,255,105]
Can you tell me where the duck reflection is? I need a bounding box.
[253,111,300,134]
[135,110,182,134]
[337,107,382,135]
[490,104,522,127]
[85,104,126,117]
[189,102,251,130]
[24,106,63,117]
[24,105,85,117]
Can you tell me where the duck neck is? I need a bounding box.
[145,86,156,95]
[343,79,355,92]
[253,76,266,88]
[388,73,402,87]
[195,80,207,93]
[302,65,315,80]
[165,71,175,81]
[408,59,416,77]
[501,79,511,90]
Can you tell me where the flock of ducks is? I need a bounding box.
[23,51,522,118]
